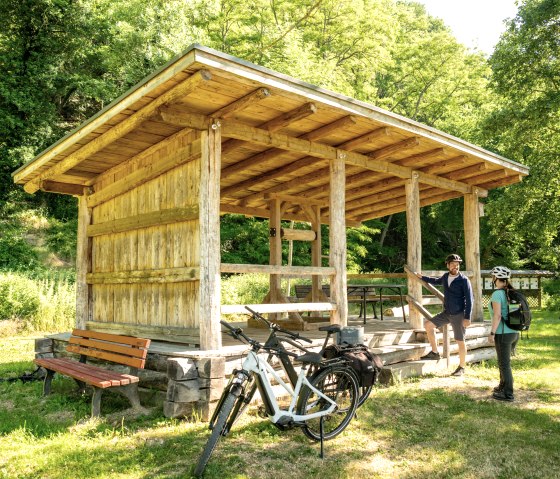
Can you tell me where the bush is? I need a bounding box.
[0,272,75,332]
[542,278,560,311]
[221,273,271,306]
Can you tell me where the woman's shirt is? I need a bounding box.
[489,289,518,334]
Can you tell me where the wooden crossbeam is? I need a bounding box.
[212,87,270,118]
[24,70,212,194]
[221,116,357,196]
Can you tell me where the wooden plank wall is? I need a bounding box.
[88,131,201,339]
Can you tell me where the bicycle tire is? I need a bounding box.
[357,384,373,408]
[297,365,358,441]
[194,391,238,478]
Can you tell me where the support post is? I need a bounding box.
[464,191,483,322]
[311,205,322,300]
[329,153,347,325]
[406,174,423,329]
[269,198,283,321]
[76,193,92,329]
[199,123,222,350]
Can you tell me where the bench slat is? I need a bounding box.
[34,357,138,388]
[69,336,148,360]
[66,344,147,369]
[72,329,150,349]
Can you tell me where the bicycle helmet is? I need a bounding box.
[445,254,463,264]
[490,265,511,279]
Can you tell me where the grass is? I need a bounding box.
[0,312,559,479]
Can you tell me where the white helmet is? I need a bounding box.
[490,266,511,279]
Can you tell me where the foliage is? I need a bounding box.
[0,0,556,273]
[221,272,270,306]
[0,272,75,331]
[481,0,560,269]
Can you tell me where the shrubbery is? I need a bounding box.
[0,272,75,334]
[542,278,560,311]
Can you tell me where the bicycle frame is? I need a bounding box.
[242,350,337,425]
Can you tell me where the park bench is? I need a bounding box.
[34,329,151,417]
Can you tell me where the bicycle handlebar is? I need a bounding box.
[220,320,300,358]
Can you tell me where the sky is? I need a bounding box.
[416,0,519,54]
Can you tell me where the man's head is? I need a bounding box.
[445,254,462,276]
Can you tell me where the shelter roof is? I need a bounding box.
[13,44,528,224]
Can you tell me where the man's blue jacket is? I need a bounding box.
[420,272,473,319]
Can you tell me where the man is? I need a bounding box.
[415,254,474,376]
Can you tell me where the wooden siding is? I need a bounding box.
[89,133,201,333]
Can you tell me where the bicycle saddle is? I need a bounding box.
[295,352,323,364]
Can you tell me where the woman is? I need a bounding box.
[488,266,519,402]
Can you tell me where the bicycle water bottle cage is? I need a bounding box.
[295,352,323,364]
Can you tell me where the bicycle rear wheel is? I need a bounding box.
[194,391,238,478]
[297,365,358,441]
[357,384,373,408]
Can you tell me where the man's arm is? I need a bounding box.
[463,278,474,319]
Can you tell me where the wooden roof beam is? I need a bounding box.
[220,119,485,195]
[368,137,420,160]
[211,87,270,118]
[476,174,522,190]
[220,102,317,157]
[393,148,447,167]
[336,127,391,151]
[220,103,319,179]
[443,162,490,181]
[225,115,360,201]
[23,69,212,194]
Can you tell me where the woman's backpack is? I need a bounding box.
[505,289,532,333]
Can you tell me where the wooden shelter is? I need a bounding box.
[13,44,529,351]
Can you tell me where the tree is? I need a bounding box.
[481,0,560,269]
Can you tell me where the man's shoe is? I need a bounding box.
[493,385,504,393]
[492,391,514,402]
[420,351,441,360]
[451,366,465,377]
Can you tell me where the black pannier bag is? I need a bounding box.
[323,344,383,387]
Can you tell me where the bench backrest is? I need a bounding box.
[66,329,151,369]
[294,284,331,299]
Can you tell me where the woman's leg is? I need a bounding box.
[494,333,518,398]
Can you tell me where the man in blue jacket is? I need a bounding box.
[415,254,474,376]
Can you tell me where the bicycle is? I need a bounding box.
[193,312,359,477]
[238,307,373,410]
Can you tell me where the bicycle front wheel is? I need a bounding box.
[194,391,238,478]
[297,365,359,441]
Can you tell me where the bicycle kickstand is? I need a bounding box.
[319,416,325,459]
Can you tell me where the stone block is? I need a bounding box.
[198,377,225,402]
[167,358,197,381]
[35,338,53,354]
[166,378,201,402]
[195,357,225,379]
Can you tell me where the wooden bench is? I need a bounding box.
[34,329,151,417]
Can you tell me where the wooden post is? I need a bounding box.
[406,173,423,329]
[311,205,322,300]
[464,191,483,322]
[329,153,347,325]
[76,193,92,329]
[269,198,282,321]
[199,123,222,350]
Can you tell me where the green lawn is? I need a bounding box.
[1,312,559,479]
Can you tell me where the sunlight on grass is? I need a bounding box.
[0,311,559,478]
